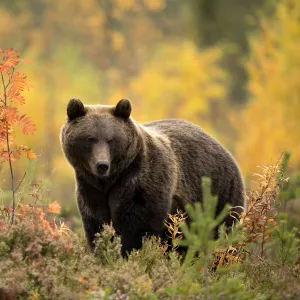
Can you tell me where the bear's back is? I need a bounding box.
[142,119,244,211]
[142,119,231,168]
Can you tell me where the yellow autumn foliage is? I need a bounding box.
[109,42,225,131]
[236,0,300,175]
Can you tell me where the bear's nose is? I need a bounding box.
[96,161,109,173]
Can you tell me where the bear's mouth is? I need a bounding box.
[95,169,110,181]
[97,172,109,179]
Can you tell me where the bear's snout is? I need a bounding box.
[96,161,110,174]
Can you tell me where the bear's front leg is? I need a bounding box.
[76,177,111,251]
[120,229,143,257]
[81,215,102,251]
[109,181,172,257]
[115,211,166,257]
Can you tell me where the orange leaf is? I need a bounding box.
[26,149,37,159]
[48,201,61,214]
[3,107,17,123]
[16,114,36,134]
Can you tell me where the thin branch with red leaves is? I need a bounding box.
[0,48,36,224]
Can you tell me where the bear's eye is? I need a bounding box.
[86,137,97,143]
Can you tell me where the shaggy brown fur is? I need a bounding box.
[60,98,245,256]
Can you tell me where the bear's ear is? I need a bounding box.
[114,99,131,119]
[67,98,86,120]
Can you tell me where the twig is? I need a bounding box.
[243,153,283,220]
[204,251,211,300]
[5,68,14,89]
[1,72,16,225]
[260,221,266,259]
[1,73,6,97]
[14,172,26,193]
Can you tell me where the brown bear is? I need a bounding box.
[60,98,245,256]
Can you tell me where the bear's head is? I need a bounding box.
[60,98,141,181]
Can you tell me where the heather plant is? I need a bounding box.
[93,223,122,265]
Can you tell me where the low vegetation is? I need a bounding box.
[0,159,299,299]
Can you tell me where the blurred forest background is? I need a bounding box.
[0,0,300,226]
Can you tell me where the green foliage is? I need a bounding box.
[276,152,300,228]
[179,177,241,267]
[271,220,299,266]
[207,271,256,300]
[166,177,248,299]
[93,224,122,265]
